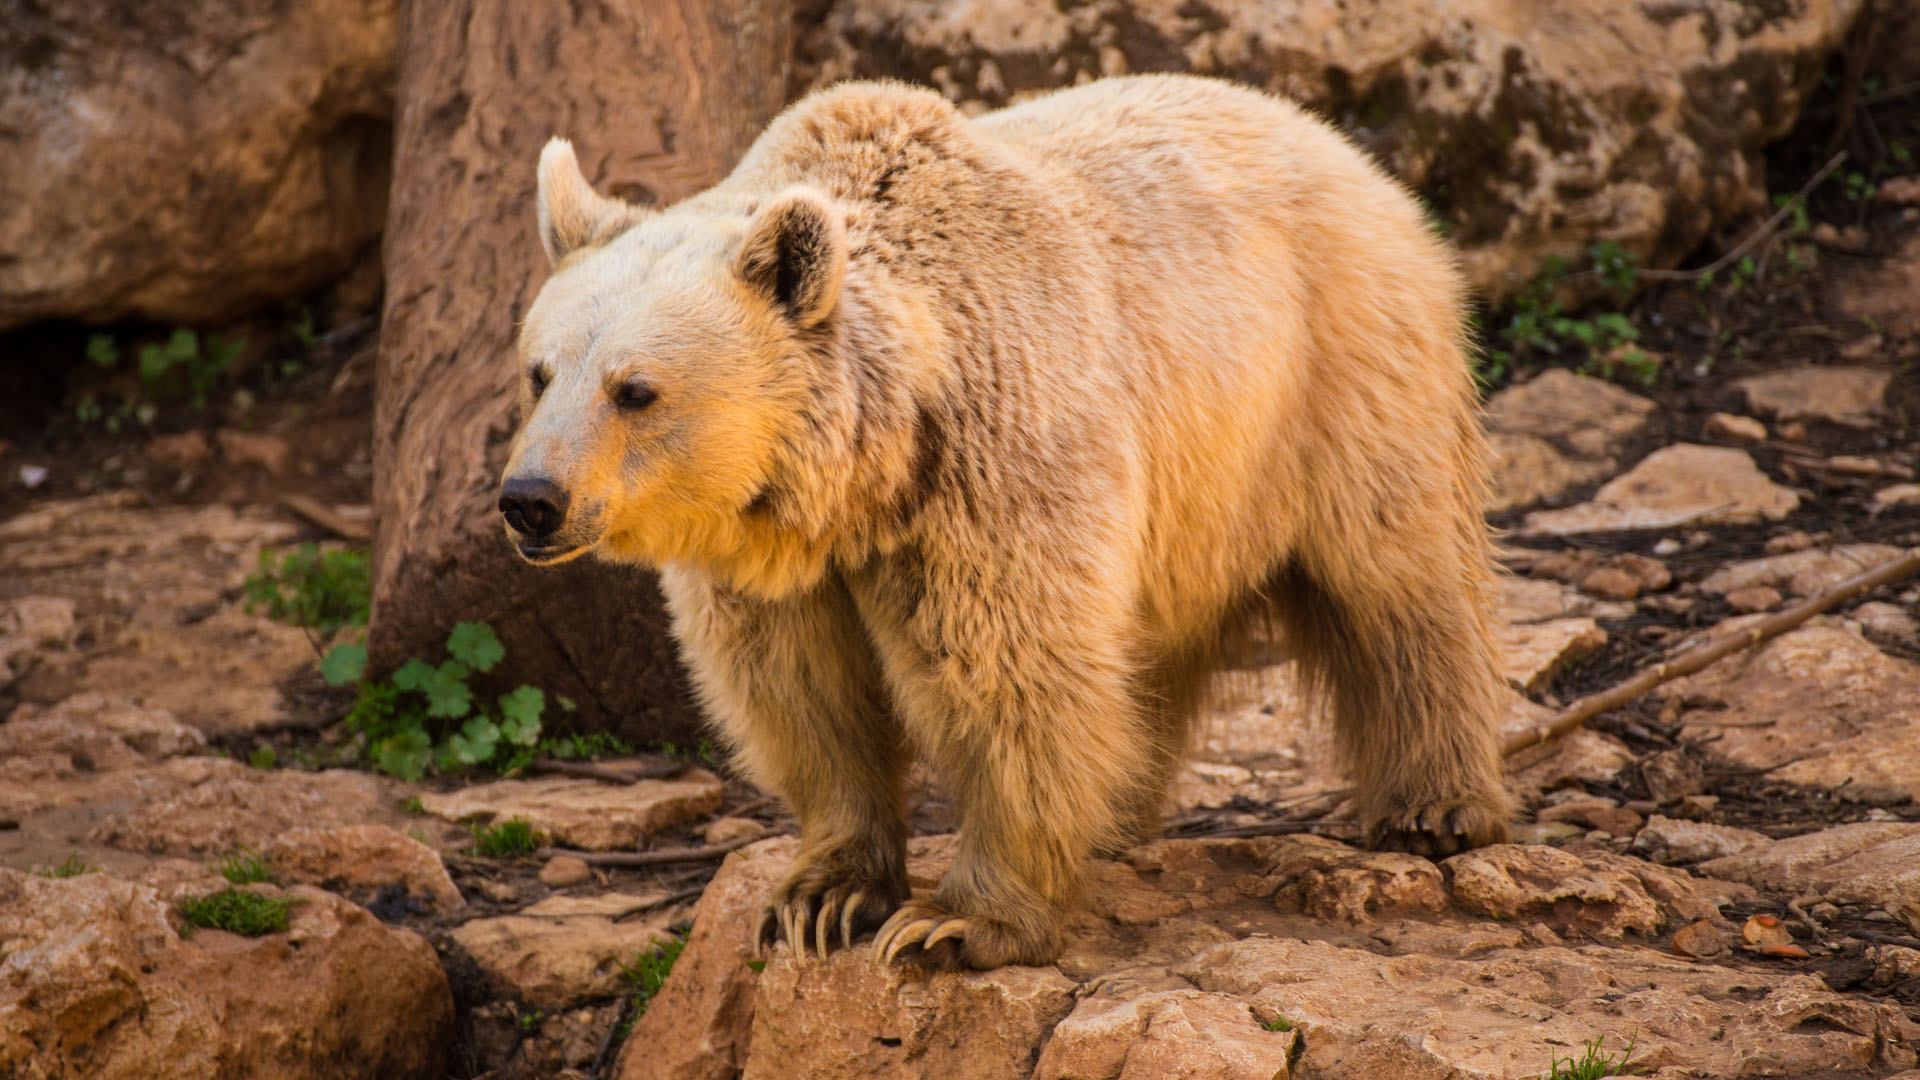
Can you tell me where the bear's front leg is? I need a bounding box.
[657,568,909,961]
[852,557,1150,969]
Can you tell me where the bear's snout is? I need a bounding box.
[499,476,571,539]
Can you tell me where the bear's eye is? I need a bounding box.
[528,365,551,399]
[613,379,659,413]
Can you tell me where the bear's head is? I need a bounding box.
[499,139,851,579]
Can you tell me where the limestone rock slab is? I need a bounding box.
[1736,366,1892,428]
[450,892,686,1011]
[263,824,462,911]
[1522,444,1800,535]
[419,768,725,851]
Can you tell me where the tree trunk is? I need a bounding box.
[372,0,791,738]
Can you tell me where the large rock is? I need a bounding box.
[615,834,1879,1080]
[0,0,397,329]
[0,868,452,1080]
[797,0,1861,302]
[1662,622,1920,798]
[1700,824,1920,929]
[1522,444,1800,535]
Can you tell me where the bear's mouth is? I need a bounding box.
[517,539,593,566]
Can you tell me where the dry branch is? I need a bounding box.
[1503,546,1920,757]
[534,833,771,867]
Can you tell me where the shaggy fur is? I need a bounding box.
[502,75,1515,969]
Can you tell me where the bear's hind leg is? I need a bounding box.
[1272,563,1514,857]
[658,569,909,960]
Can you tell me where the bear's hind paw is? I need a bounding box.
[1367,796,1511,858]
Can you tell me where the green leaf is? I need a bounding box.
[498,685,544,728]
[421,660,473,719]
[446,622,505,672]
[319,642,367,686]
[391,657,434,692]
[374,729,434,781]
[447,717,500,766]
[86,334,118,369]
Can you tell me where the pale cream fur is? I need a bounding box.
[503,75,1514,968]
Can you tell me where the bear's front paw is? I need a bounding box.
[871,898,1059,969]
[755,857,905,963]
[1367,796,1511,858]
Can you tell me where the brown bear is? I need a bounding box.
[499,74,1514,969]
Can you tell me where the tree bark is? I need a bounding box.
[372,0,791,737]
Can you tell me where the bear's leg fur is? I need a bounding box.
[657,568,909,959]
[1270,557,1515,857]
[851,554,1151,968]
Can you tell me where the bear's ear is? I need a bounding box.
[536,138,644,265]
[735,186,846,329]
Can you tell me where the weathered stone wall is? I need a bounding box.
[795,0,1864,301]
[0,0,398,330]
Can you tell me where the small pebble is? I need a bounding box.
[1673,918,1728,959]
[702,816,769,847]
[1724,585,1782,613]
[1704,412,1767,443]
[538,854,592,888]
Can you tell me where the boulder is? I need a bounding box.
[0,868,452,1079]
[1521,444,1800,535]
[797,0,1862,303]
[0,0,397,329]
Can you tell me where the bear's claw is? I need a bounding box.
[872,900,971,966]
[757,884,888,963]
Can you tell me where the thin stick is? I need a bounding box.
[1635,152,1847,283]
[278,493,372,541]
[1503,547,1920,757]
[536,833,770,867]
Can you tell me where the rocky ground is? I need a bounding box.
[6,123,1920,1080]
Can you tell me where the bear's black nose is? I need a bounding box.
[499,476,570,537]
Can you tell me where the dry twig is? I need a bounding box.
[1504,547,1920,757]
[535,833,772,867]
[1634,152,1847,283]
